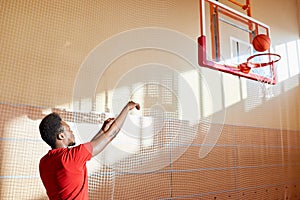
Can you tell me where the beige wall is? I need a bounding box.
[1,0,299,129]
[1,0,300,199]
[0,0,199,107]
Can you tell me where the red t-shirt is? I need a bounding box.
[39,142,93,200]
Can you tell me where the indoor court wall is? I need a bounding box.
[1,0,300,199]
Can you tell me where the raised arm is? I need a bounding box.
[90,101,140,156]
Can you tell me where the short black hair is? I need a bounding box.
[39,113,64,148]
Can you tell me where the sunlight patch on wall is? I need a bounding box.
[275,39,300,89]
[275,44,289,82]
[287,40,300,77]
[179,69,200,122]
[222,73,242,108]
[199,75,214,118]
[283,75,300,92]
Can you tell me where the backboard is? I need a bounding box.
[198,0,278,84]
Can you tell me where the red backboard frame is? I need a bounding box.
[198,0,277,84]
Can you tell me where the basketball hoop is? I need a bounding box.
[238,53,281,74]
[239,53,281,98]
[247,53,281,68]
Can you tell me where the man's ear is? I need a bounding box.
[57,132,65,140]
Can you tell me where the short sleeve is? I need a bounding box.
[63,142,93,169]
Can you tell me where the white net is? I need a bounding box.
[1,1,300,199]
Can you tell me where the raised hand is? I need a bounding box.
[101,118,115,132]
[127,101,140,110]
[90,101,140,156]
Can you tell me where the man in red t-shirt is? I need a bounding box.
[39,101,140,199]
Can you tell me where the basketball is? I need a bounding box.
[252,34,271,52]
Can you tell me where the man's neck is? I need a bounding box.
[53,142,68,149]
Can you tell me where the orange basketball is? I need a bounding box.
[252,34,271,52]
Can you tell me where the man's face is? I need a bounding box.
[61,121,76,146]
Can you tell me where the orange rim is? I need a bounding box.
[247,53,281,68]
